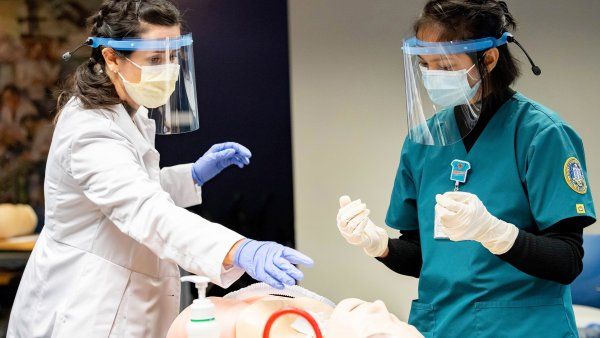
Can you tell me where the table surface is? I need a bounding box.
[0,234,37,252]
[0,234,37,285]
[574,305,600,327]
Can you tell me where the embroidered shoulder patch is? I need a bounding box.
[564,157,587,194]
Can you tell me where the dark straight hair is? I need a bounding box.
[413,0,521,98]
[55,0,182,119]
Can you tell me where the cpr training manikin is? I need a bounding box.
[167,280,423,338]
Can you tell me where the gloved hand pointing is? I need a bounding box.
[336,195,389,257]
[192,142,252,186]
[234,239,314,289]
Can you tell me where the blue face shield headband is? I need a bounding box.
[88,34,193,51]
[402,32,541,76]
[61,34,194,61]
[403,32,511,55]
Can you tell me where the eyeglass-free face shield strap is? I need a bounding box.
[88,33,193,51]
[402,32,512,55]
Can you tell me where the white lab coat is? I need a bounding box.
[7,99,245,338]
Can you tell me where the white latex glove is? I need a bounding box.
[435,191,519,255]
[337,195,389,257]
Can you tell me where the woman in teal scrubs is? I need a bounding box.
[335,1,596,337]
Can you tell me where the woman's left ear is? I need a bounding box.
[102,48,120,74]
[483,48,500,73]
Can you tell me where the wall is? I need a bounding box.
[158,0,296,294]
[289,0,600,321]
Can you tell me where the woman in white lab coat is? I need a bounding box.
[7,1,313,337]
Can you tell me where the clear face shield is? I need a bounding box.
[401,32,511,146]
[90,34,199,135]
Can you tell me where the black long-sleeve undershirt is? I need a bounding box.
[498,218,591,284]
[376,217,590,284]
[378,230,422,278]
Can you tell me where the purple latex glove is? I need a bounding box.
[234,239,314,289]
[192,142,252,186]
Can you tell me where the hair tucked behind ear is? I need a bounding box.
[55,0,182,121]
[413,0,521,95]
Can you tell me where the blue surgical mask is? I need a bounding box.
[420,64,481,107]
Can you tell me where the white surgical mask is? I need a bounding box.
[118,57,180,109]
[420,64,481,107]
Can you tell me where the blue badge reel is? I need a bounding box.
[435,159,472,239]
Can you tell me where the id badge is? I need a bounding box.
[434,210,449,239]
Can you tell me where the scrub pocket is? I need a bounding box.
[474,298,576,338]
[408,300,436,338]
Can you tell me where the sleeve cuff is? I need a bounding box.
[194,183,203,203]
[537,215,596,231]
[208,233,246,289]
[219,264,246,288]
[159,163,203,207]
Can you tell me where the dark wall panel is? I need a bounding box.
[155,1,294,292]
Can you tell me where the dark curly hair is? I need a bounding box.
[56,0,182,117]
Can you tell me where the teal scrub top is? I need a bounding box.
[386,92,596,337]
